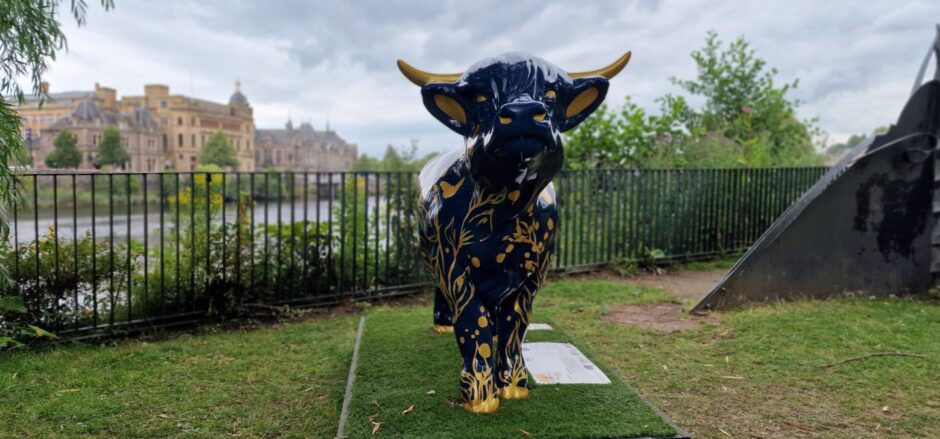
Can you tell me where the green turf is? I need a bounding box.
[344,306,678,439]
[0,315,356,438]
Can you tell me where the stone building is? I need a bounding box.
[37,100,164,172]
[15,83,119,156]
[121,81,255,171]
[13,81,357,173]
[254,120,357,172]
[12,81,255,171]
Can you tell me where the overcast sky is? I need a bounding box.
[44,0,940,157]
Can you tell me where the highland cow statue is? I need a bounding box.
[398,52,630,413]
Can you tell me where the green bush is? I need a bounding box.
[0,171,426,341]
[0,229,138,347]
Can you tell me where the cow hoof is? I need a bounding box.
[432,324,454,334]
[463,397,500,414]
[498,385,529,400]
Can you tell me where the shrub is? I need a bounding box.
[0,228,138,345]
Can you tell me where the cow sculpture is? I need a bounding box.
[397,52,630,414]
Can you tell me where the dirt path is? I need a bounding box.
[600,267,729,333]
[601,303,703,333]
[625,269,728,302]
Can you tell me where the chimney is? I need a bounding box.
[95,83,117,111]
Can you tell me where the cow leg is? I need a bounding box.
[432,287,454,333]
[495,283,534,399]
[454,297,499,414]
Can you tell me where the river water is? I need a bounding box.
[6,199,362,244]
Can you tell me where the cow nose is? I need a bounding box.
[498,102,548,125]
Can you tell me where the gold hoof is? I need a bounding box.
[432,325,454,334]
[498,385,529,400]
[462,397,500,414]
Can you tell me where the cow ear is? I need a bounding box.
[561,77,609,132]
[421,83,470,136]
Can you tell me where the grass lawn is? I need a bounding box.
[344,306,679,439]
[1,272,938,438]
[0,314,357,438]
[539,278,940,438]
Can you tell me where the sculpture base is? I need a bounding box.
[340,306,689,439]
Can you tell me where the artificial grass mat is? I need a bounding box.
[343,306,680,439]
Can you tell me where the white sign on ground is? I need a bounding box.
[522,342,611,385]
[527,323,553,331]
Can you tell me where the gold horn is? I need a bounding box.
[397,59,462,86]
[568,51,632,79]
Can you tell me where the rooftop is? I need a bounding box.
[255,120,348,148]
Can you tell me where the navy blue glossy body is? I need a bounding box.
[399,51,622,413]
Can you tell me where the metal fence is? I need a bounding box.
[2,167,826,338]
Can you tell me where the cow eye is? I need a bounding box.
[545,90,557,100]
[475,94,488,103]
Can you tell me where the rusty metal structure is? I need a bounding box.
[694,27,940,312]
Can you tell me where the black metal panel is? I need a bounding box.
[694,79,940,312]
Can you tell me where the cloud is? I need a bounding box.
[44,0,940,156]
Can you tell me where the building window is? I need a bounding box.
[236,139,240,151]
[177,117,183,126]
[191,134,196,147]
[201,134,206,146]
[247,140,250,151]
[160,101,166,108]
[162,134,168,150]
[191,117,195,126]
[161,117,167,126]
[178,134,183,147]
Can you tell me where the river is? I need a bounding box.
[5,199,375,244]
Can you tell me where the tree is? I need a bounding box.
[670,31,821,167]
[352,143,439,173]
[565,97,690,169]
[351,153,382,172]
[45,130,81,168]
[198,131,239,168]
[381,142,437,172]
[825,126,888,161]
[96,126,129,169]
[566,31,822,169]
[382,145,404,171]
[0,0,113,345]
[1,0,115,174]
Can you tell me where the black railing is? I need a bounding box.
[1,167,827,338]
[554,167,828,269]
